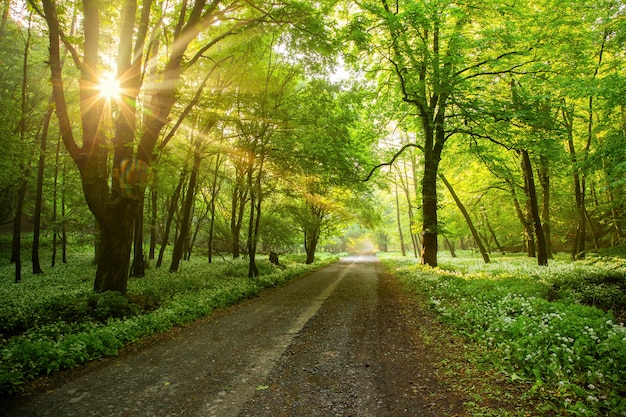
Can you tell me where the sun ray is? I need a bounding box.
[98,71,122,101]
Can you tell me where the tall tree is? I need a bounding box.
[33,0,303,292]
[353,0,538,266]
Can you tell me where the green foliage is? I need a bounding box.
[0,251,340,395]
[382,253,626,416]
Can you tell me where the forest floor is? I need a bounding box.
[0,255,545,416]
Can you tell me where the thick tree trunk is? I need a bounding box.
[521,150,548,266]
[93,200,137,293]
[439,173,489,263]
[421,140,443,267]
[304,227,320,265]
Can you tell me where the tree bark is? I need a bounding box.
[51,133,61,267]
[156,170,186,268]
[32,104,54,274]
[130,195,146,277]
[443,235,457,257]
[394,181,406,256]
[564,108,586,259]
[170,142,201,272]
[537,155,553,259]
[207,153,223,263]
[520,150,548,266]
[439,173,490,263]
[149,184,157,260]
[11,182,26,283]
[230,165,248,259]
[420,137,444,267]
[485,217,505,255]
[396,164,419,258]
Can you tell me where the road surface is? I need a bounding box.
[0,254,463,416]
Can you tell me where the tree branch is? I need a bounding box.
[362,143,423,182]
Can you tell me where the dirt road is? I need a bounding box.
[0,254,464,417]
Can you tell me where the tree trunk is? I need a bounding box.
[61,160,67,263]
[32,104,54,274]
[156,170,186,268]
[394,181,407,256]
[149,184,157,260]
[538,156,553,259]
[131,195,146,277]
[443,235,457,258]
[188,202,208,261]
[51,133,61,267]
[170,142,201,272]
[565,117,586,259]
[421,139,443,267]
[93,199,137,293]
[11,182,26,283]
[396,165,419,258]
[521,150,548,266]
[508,179,535,256]
[486,217,505,255]
[439,173,490,263]
[246,152,264,278]
[230,170,247,259]
[304,226,320,265]
[207,154,223,263]
[12,12,33,282]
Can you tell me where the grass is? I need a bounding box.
[380,249,626,417]
[0,249,341,395]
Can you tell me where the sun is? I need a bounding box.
[98,71,122,100]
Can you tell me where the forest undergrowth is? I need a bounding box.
[381,249,626,417]
[0,249,340,396]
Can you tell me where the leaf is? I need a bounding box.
[256,385,269,391]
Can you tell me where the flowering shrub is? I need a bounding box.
[382,253,626,417]
[0,252,339,395]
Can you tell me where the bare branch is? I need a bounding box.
[362,143,424,182]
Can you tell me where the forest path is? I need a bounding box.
[0,255,464,417]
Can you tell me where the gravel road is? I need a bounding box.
[0,254,465,417]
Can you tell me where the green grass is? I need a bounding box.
[380,250,626,417]
[0,250,341,395]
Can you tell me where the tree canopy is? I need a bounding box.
[0,0,624,289]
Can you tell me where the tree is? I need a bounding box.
[352,0,539,266]
[33,0,306,292]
